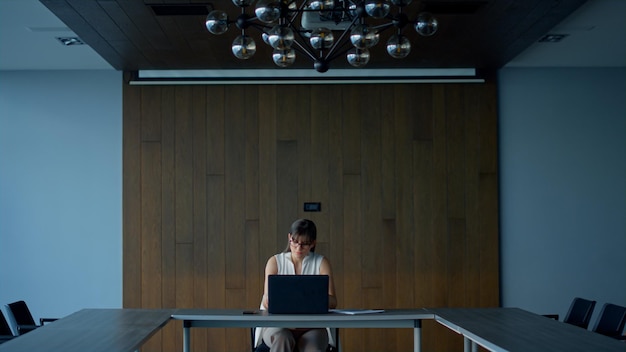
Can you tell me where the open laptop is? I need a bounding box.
[267,275,329,314]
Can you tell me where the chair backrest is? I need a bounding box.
[7,301,37,327]
[592,303,626,338]
[0,311,14,336]
[563,297,596,329]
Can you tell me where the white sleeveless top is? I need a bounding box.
[275,251,324,275]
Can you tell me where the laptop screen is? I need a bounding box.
[268,275,329,314]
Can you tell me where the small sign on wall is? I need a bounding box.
[303,202,321,212]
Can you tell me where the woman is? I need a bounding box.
[258,219,337,352]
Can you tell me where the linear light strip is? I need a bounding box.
[138,68,477,79]
[132,69,483,85]
[130,78,485,85]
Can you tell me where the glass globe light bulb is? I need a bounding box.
[255,0,282,23]
[308,0,335,10]
[347,48,370,67]
[364,0,391,19]
[232,35,256,59]
[386,34,411,58]
[205,10,228,35]
[310,28,334,50]
[415,12,438,36]
[272,49,296,67]
[350,24,379,49]
[267,25,294,50]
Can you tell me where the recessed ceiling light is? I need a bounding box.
[538,34,569,43]
[56,37,84,46]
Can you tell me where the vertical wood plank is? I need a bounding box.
[445,85,468,308]
[141,86,162,142]
[394,85,416,351]
[431,84,449,310]
[160,85,178,352]
[206,174,226,350]
[141,141,162,310]
[175,86,194,244]
[277,140,299,244]
[206,85,225,175]
[327,86,344,307]
[342,174,362,350]
[258,86,278,264]
[361,85,382,289]
[224,85,247,289]
[122,75,141,309]
[191,86,209,351]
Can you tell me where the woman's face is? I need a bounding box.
[288,233,314,259]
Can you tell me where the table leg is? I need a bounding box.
[183,321,190,352]
[463,337,478,352]
[414,319,422,352]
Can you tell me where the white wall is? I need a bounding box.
[498,67,626,325]
[1,68,624,331]
[0,70,122,323]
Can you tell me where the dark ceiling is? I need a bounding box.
[40,0,587,73]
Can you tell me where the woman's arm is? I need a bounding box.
[262,256,278,309]
[320,257,337,309]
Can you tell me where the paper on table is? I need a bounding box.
[330,309,385,315]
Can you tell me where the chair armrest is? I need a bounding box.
[542,314,559,320]
[40,318,58,325]
[17,324,39,334]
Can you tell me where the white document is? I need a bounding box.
[330,309,385,315]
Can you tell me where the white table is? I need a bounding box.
[172,308,434,352]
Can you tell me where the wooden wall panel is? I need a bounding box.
[123,77,500,352]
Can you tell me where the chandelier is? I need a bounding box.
[205,0,439,73]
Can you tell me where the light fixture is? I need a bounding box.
[205,0,438,73]
[56,37,84,46]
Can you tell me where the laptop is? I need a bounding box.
[267,275,329,314]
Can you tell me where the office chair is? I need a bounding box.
[4,300,57,335]
[591,303,626,340]
[563,297,596,329]
[251,328,339,352]
[543,297,596,329]
[0,311,15,344]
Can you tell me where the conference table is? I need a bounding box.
[430,307,626,352]
[172,308,434,352]
[0,308,174,352]
[1,307,624,352]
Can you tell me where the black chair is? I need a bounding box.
[4,300,57,335]
[544,297,596,329]
[563,297,597,329]
[251,328,339,352]
[0,311,15,344]
[591,303,626,340]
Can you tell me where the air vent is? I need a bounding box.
[538,34,569,43]
[150,4,213,16]
[421,1,487,14]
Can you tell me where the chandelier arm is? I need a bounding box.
[324,40,354,62]
[323,16,362,60]
[289,39,319,63]
[371,22,396,34]
[283,1,309,28]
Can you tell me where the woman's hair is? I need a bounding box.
[283,218,317,253]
